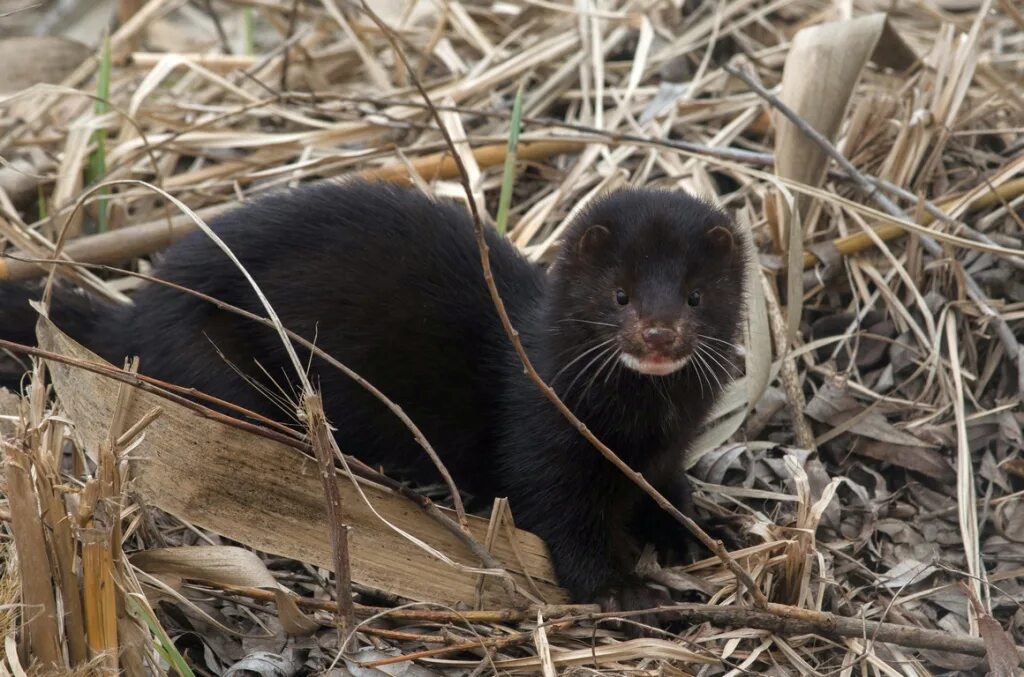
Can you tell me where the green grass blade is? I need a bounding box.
[87,33,112,232]
[243,8,255,56]
[126,595,195,677]
[495,84,524,235]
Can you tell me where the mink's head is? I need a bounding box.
[548,189,747,385]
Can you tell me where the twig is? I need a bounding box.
[188,580,595,621]
[354,599,1024,667]
[0,3,42,19]
[359,2,766,608]
[0,338,306,446]
[800,176,1024,268]
[198,0,233,55]
[358,627,446,643]
[361,622,575,667]
[724,63,1024,390]
[279,0,301,91]
[614,603,1022,662]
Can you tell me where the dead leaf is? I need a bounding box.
[968,586,1023,675]
[132,546,320,637]
[877,558,936,589]
[854,440,956,482]
[223,651,306,677]
[775,13,916,221]
[806,381,936,448]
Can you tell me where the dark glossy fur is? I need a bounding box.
[0,180,746,608]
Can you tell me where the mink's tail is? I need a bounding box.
[0,280,110,391]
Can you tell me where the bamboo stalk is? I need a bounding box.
[81,524,119,673]
[4,448,63,670]
[32,460,89,666]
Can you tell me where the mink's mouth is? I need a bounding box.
[619,352,690,376]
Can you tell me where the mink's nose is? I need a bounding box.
[642,327,678,351]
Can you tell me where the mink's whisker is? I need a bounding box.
[603,350,623,386]
[696,333,741,350]
[580,347,621,405]
[690,350,708,400]
[564,344,617,400]
[550,337,618,385]
[560,318,619,328]
[698,341,739,371]
[696,345,726,393]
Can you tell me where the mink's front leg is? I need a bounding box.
[515,471,671,618]
[633,471,704,564]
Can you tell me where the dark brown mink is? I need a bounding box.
[0,179,747,611]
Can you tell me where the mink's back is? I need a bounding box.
[87,180,546,495]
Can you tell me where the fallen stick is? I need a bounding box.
[305,392,357,646]
[129,52,259,71]
[360,622,575,667]
[189,580,596,622]
[659,603,1020,662]
[348,600,1024,667]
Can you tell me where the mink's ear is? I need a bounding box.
[706,225,735,259]
[577,224,611,256]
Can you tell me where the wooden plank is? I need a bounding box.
[36,317,567,607]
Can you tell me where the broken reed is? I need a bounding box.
[1,364,181,673]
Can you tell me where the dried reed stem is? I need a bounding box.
[305,393,356,647]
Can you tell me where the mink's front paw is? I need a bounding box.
[595,581,672,634]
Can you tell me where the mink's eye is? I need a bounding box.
[687,290,702,307]
[615,289,629,306]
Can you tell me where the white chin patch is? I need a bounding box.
[619,353,690,376]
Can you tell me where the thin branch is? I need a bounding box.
[198,0,233,55]
[350,599,1024,667]
[188,580,594,621]
[279,0,301,91]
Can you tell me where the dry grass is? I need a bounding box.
[0,0,1023,674]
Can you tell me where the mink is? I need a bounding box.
[0,180,747,611]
